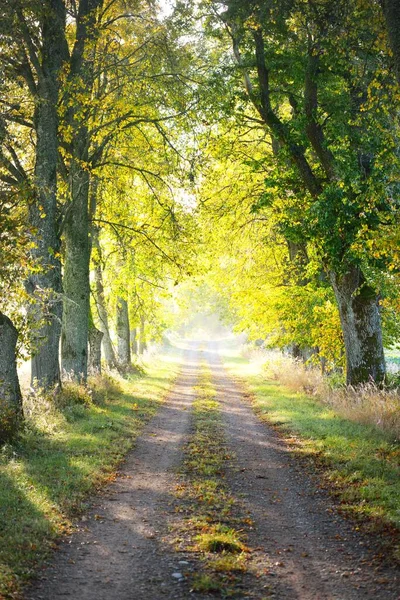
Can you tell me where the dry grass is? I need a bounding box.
[262,350,325,395]
[260,350,400,440]
[325,384,400,440]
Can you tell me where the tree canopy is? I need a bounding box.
[0,0,399,438]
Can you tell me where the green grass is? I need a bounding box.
[173,359,250,596]
[0,351,181,598]
[197,525,246,554]
[223,353,400,540]
[191,573,225,594]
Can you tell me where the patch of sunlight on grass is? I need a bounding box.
[0,348,182,599]
[225,357,260,378]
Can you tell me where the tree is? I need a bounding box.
[58,0,196,380]
[116,297,131,369]
[201,0,399,384]
[0,312,23,442]
[0,0,67,388]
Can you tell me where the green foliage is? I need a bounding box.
[171,0,400,371]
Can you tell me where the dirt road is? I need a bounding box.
[26,344,399,600]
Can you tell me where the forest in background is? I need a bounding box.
[0,0,400,443]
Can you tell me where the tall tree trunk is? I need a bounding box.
[88,312,103,375]
[116,297,131,369]
[131,328,138,355]
[60,0,104,382]
[0,313,22,442]
[92,228,118,369]
[330,267,386,386]
[27,0,66,389]
[138,317,147,355]
[61,163,90,381]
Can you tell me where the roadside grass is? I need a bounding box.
[0,350,181,599]
[239,345,400,440]
[173,360,250,596]
[223,351,400,555]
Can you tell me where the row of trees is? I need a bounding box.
[184,0,400,382]
[0,0,197,440]
[1,0,400,442]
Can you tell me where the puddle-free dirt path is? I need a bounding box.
[26,346,202,600]
[26,343,399,600]
[205,344,400,600]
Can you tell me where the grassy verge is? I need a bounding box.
[173,360,251,597]
[0,350,181,599]
[223,352,400,558]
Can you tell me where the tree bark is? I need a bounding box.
[61,162,90,381]
[92,228,118,369]
[88,324,103,375]
[116,297,131,369]
[330,267,386,386]
[27,0,66,389]
[131,328,138,355]
[0,312,22,442]
[138,317,147,355]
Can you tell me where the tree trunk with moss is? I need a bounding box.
[61,161,90,381]
[330,267,386,386]
[60,0,104,382]
[88,324,103,375]
[27,0,66,389]
[0,313,22,442]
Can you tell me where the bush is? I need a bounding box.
[262,350,325,395]
[23,374,122,432]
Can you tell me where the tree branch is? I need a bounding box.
[93,218,180,266]
[252,28,322,198]
[304,46,336,180]
[14,3,43,81]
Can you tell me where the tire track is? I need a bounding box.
[205,343,399,600]
[26,346,201,600]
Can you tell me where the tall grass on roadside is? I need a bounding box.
[260,350,400,440]
[325,383,400,440]
[261,350,325,395]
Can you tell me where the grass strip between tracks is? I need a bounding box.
[173,358,252,597]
